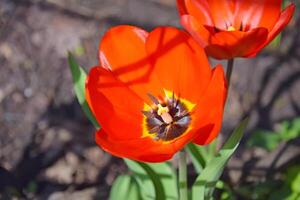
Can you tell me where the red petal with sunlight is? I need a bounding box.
[145,26,212,103]
[233,0,281,31]
[99,25,162,101]
[86,67,144,141]
[181,15,211,47]
[177,0,214,26]
[246,4,295,57]
[95,129,175,162]
[205,0,235,30]
[192,65,227,145]
[207,28,268,59]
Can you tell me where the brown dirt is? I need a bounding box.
[0,0,299,199]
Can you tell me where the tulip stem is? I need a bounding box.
[226,59,235,89]
[179,150,188,200]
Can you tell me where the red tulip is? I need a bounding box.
[177,0,295,59]
[85,26,227,162]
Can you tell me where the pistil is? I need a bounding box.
[157,104,173,124]
[227,26,236,31]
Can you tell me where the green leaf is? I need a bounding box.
[68,52,100,129]
[186,143,208,173]
[124,159,178,200]
[286,165,300,193]
[247,130,281,151]
[207,139,217,162]
[186,139,218,174]
[74,45,85,56]
[216,181,235,200]
[25,181,38,194]
[191,118,249,200]
[268,34,282,49]
[248,117,300,151]
[279,118,300,141]
[109,174,142,200]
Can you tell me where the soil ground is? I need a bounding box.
[0,0,299,199]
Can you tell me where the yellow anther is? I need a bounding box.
[157,104,169,116]
[227,26,236,31]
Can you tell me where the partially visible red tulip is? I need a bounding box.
[177,0,295,59]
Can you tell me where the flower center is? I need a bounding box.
[227,26,236,31]
[142,90,195,142]
[213,21,250,33]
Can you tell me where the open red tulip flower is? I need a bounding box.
[177,0,295,59]
[85,25,227,162]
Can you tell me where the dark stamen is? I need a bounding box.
[143,91,192,141]
[141,110,153,118]
[172,92,175,106]
[147,93,160,105]
[175,95,180,109]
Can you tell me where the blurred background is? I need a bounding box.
[0,0,299,199]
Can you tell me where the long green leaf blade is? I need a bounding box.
[109,174,142,200]
[191,118,249,200]
[125,159,178,200]
[68,52,100,129]
[186,143,208,173]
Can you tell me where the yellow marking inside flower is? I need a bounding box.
[163,90,196,112]
[227,26,236,31]
[142,104,154,137]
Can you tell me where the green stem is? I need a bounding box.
[179,150,188,200]
[226,59,235,90]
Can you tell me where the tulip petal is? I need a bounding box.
[99,25,162,102]
[99,25,148,71]
[181,15,211,47]
[95,129,175,162]
[266,4,295,43]
[86,67,144,140]
[95,128,199,162]
[207,27,268,59]
[145,26,212,103]
[204,44,232,60]
[206,0,235,29]
[192,65,227,145]
[233,0,282,31]
[177,0,214,26]
[246,4,295,57]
